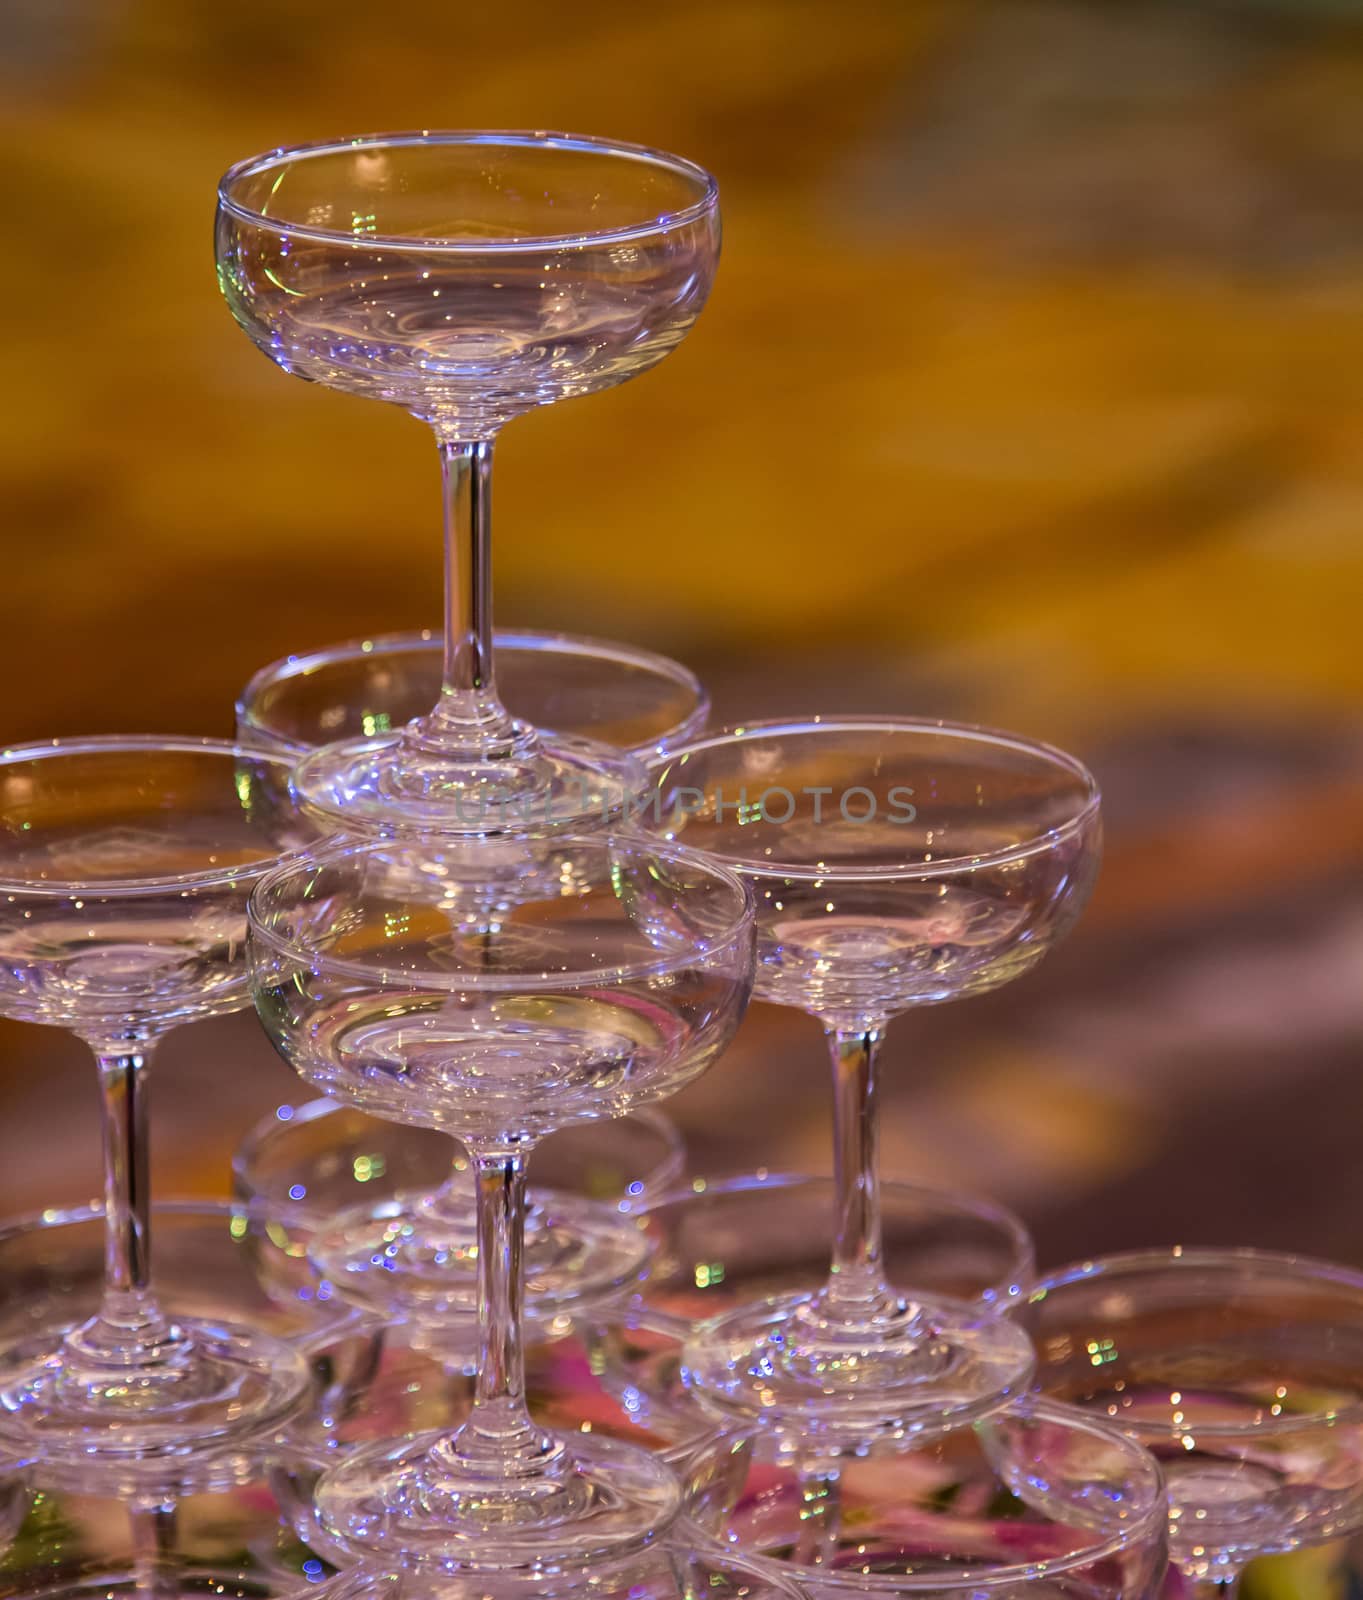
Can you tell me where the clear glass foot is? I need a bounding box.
[680,1287,1035,1447]
[308,1185,652,1328]
[315,1428,680,1573]
[0,1313,310,1461]
[293,728,644,836]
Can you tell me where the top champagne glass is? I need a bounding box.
[216,131,720,835]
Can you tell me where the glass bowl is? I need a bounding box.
[1025,1247,1363,1581]
[318,1544,799,1600]
[236,628,709,764]
[232,1100,685,1336]
[705,1397,1168,1599]
[0,1476,321,1600]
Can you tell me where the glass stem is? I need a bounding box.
[440,439,496,721]
[444,1143,562,1481]
[823,1021,892,1314]
[99,1046,153,1303]
[130,1497,178,1600]
[790,1463,844,1567]
[422,1138,541,1230]
[403,437,521,761]
[59,1043,187,1379]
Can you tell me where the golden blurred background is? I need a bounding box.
[3,0,1362,1266]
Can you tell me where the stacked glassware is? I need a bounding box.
[0,127,1358,1600]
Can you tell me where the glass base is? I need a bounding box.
[0,1317,310,1462]
[314,1429,680,1573]
[308,1187,651,1327]
[293,730,644,837]
[680,1288,1035,1447]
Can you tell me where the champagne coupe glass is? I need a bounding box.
[248,833,754,1572]
[1026,1248,1363,1598]
[710,1399,1168,1600]
[232,1096,684,1343]
[643,718,1102,1446]
[597,1174,1036,1572]
[236,628,710,767]
[216,132,721,836]
[234,626,708,1331]
[273,1320,750,1570]
[594,1173,1034,1444]
[0,1198,355,1515]
[0,738,316,1462]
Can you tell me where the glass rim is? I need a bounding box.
[1030,1244,1363,1436]
[0,734,311,898]
[247,830,754,993]
[216,129,720,255]
[688,1396,1167,1592]
[0,1196,376,1368]
[634,1168,1035,1291]
[648,716,1101,882]
[236,626,711,760]
[231,1095,687,1197]
[0,1194,296,1245]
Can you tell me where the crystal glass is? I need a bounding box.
[642,718,1102,1445]
[593,1173,1034,1443]
[232,625,705,1325]
[248,833,754,1573]
[1026,1248,1363,1595]
[0,1200,356,1502]
[275,1321,750,1570]
[707,1399,1168,1600]
[233,1099,684,1341]
[0,739,318,1463]
[236,629,709,766]
[216,132,720,836]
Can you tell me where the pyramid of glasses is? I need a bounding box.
[0,130,1360,1600]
